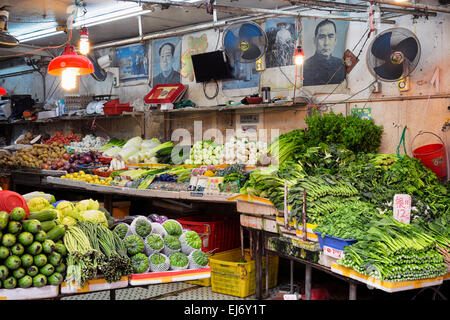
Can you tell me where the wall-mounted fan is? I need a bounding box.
[366,27,421,81]
[222,21,267,64]
[89,53,120,87]
[0,8,19,48]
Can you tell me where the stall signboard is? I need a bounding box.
[393,194,411,224]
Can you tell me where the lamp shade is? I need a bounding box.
[0,86,6,95]
[48,45,94,76]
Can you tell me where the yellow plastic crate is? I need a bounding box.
[185,277,211,287]
[209,248,279,298]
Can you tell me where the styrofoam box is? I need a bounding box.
[0,285,59,300]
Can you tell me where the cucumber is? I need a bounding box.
[7,221,22,234]
[5,255,22,270]
[11,243,24,256]
[10,208,27,222]
[3,276,16,289]
[18,231,34,246]
[40,264,55,277]
[48,251,62,266]
[45,225,67,241]
[12,267,25,279]
[34,254,47,268]
[48,272,63,286]
[23,219,42,234]
[41,220,57,232]
[54,243,67,256]
[0,246,9,259]
[26,241,43,255]
[42,239,55,254]
[0,211,8,230]
[18,275,33,288]
[32,274,47,288]
[27,209,58,222]
[21,254,34,268]
[0,265,9,280]
[27,265,39,277]
[55,263,66,274]
[34,230,47,242]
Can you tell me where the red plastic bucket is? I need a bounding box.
[412,131,448,178]
[0,190,30,217]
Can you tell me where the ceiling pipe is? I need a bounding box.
[357,0,450,14]
[119,0,397,23]
[93,3,396,51]
[279,0,437,17]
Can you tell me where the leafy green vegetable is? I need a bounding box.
[146,234,164,251]
[124,235,145,256]
[180,231,202,252]
[113,223,129,240]
[131,253,149,274]
[162,219,183,236]
[163,235,181,251]
[169,252,189,268]
[134,218,152,238]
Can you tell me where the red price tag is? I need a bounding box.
[393,194,411,224]
[323,246,344,259]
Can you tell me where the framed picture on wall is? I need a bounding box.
[301,18,349,88]
[152,36,182,86]
[115,43,149,82]
[265,17,297,68]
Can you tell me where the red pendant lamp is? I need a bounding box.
[0,86,6,95]
[47,45,94,91]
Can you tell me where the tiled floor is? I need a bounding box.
[59,282,273,300]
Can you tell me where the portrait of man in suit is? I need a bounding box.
[303,19,346,87]
[153,38,181,86]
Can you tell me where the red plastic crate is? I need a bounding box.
[177,213,240,254]
[103,99,133,115]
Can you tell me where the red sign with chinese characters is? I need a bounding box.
[393,194,411,224]
[323,246,344,259]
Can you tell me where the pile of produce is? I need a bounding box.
[240,162,305,210]
[184,140,224,166]
[313,201,377,240]
[15,132,39,145]
[118,217,208,274]
[288,174,360,225]
[117,136,174,164]
[98,138,127,157]
[0,207,67,289]
[65,135,108,154]
[5,143,70,170]
[61,171,112,186]
[337,215,447,282]
[268,110,383,166]
[184,138,268,166]
[42,131,81,146]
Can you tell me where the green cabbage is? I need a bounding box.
[134,218,152,238]
[131,253,149,274]
[124,235,145,256]
[169,252,189,268]
[28,197,51,212]
[163,235,181,250]
[150,253,166,265]
[180,231,202,251]
[190,250,208,267]
[114,223,129,240]
[75,199,100,212]
[146,234,164,251]
[79,210,108,227]
[162,219,183,236]
[56,201,81,220]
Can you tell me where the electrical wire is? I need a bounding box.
[203,79,219,100]
[0,5,78,59]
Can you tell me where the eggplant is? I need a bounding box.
[160,216,168,223]
[148,214,160,222]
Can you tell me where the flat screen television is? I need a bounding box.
[191,50,232,83]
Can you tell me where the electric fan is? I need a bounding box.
[366,27,421,81]
[0,8,19,48]
[222,21,267,64]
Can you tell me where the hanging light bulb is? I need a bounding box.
[61,68,78,90]
[47,45,94,91]
[293,46,306,66]
[79,27,90,55]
